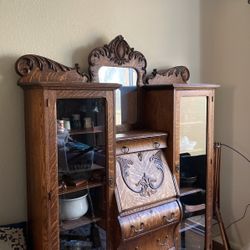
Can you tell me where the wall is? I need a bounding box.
[0,0,201,224]
[201,0,250,249]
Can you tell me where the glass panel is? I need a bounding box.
[56,98,107,249]
[98,66,138,126]
[179,96,207,250]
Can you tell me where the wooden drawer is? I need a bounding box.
[118,201,181,241]
[116,131,167,155]
[118,226,177,250]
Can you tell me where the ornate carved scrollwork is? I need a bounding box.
[15,54,89,84]
[88,35,147,86]
[146,66,190,85]
[117,151,164,197]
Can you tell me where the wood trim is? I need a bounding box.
[15,54,89,85]
[88,35,147,86]
[146,67,190,85]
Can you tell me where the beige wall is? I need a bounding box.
[1,0,249,248]
[201,0,250,249]
[0,0,201,223]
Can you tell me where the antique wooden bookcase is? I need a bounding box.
[16,35,219,250]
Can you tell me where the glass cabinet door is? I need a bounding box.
[179,96,207,250]
[56,98,107,249]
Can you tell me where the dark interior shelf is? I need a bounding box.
[59,163,105,174]
[59,180,104,196]
[184,203,205,214]
[69,126,104,135]
[60,215,102,231]
[180,187,205,197]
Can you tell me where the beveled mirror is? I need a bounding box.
[88,35,147,130]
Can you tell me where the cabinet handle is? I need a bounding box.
[130,222,145,234]
[108,178,114,188]
[162,212,176,224]
[153,141,160,149]
[157,236,169,246]
[121,146,129,154]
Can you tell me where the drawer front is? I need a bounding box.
[118,226,177,250]
[116,135,167,155]
[118,201,181,241]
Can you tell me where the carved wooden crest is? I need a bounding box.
[88,35,147,86]
[15,54,89,85]
[146,66,190,85]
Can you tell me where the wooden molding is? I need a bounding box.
[15,54,89,85]
[88,35,147,86]
[146,66,190,85]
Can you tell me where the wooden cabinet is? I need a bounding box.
[16,35,219,249]
[142,82,219,249]
[16,54,120,250]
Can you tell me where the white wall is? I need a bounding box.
[0,0,201,224]
[201,0,250,249]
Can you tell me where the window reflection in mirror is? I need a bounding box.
[98,66,138,126]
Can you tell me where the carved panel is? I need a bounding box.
[15,54,89,84]
[88,35,147,86]
[117,151,164,197]
[115,149,177,214]
[146,66,190,85]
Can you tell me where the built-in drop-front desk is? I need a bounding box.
[115,131,181,249]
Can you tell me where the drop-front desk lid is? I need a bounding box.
[115,131,179,215]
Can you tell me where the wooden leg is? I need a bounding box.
[215,207,231,250]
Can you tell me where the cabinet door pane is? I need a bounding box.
[56,98,107,249]
[179,96,207,250]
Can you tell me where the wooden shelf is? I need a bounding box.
[59,163,105,174]
[69,126,104,135]
[60,215,102,231]
[184,203,205,214]
[180,187,204,197]
[59,180,104,196]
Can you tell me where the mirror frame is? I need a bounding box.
[88,35,147,86]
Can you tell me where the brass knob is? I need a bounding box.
[163,212,176,224]
[130,222,145,234]
[121,146,129,154]
[153,141,160,149]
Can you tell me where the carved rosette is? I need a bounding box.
[116,150,164,197]
[15,54,89,84]
[146,66,190,85]
[88,35,147,86]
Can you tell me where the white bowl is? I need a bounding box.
[60,192,88,221]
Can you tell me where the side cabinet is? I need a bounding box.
[142,83,219,250]
[16,55,120,250]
